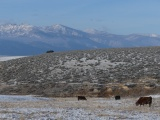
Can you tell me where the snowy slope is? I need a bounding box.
[0,56,26,61]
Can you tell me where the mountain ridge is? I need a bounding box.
[0,23,160,56]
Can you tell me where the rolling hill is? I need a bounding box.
[0,47,160,97]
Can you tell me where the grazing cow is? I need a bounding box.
[136,96,152,107]
[115,96,121,100]
[77,96,87,101]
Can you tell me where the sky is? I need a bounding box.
[0,0,160,35]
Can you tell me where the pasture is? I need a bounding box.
[0,95,159,119]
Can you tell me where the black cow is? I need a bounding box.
[77,96,87,101]
[115,95,121,100]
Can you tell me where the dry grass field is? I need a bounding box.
[0,95,159,120]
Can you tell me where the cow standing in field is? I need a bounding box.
[77,96,87,101]
[136,96,152,107]
[115,95,121,100]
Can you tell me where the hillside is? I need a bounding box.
[0,47,160,97]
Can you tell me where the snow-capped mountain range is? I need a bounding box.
[0,23,160,55]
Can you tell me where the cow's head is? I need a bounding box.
[135,102,139,106]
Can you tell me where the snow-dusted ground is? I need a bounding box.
[0,56,26,61]
[0,95,159,120]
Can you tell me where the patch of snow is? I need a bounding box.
[84,29,99,34]
[150,34,159,37]
[64,60,77,67]
[142,33,160,38]
[80,57,86,62]
[96,60,126,70]
[0,95,50,102]
[150,95,160,98]
[0,56,26,61]
[63,59,126,70]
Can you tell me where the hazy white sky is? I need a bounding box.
[0,0,160,35]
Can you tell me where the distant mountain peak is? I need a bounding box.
[44,24,83,37]
[52,24,66,29]
[148,34,159,38]
[51,24,68,33]
[0,23,33,31]
[84,29,108,35]
[1,23,160,56]
[0,24,33,36]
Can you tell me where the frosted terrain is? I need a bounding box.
[0,95,159,120]
[0,56,25,61]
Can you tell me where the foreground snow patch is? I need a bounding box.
[0,95,50,102]
[0,56,26,61]
[0,95,159,120]
[150,94,160,98]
